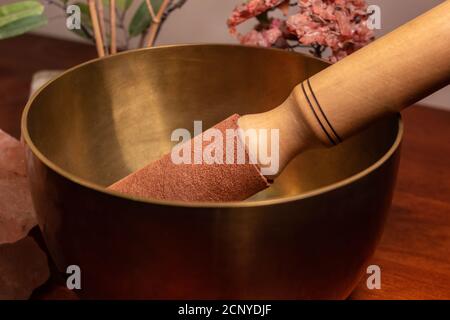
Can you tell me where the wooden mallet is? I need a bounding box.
[109,1,450,202]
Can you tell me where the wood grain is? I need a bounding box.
[350,106,450,299]
[0,34,449,299]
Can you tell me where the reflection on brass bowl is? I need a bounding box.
[22,45,401,299]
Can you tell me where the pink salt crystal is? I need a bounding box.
[0,177,37,244]
[0,129,48,299]
[0,237,49,300]
[0,129,26,177]
[0,129,36,244]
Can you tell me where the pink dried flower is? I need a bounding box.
[287,0,374,61]
[227,0,286,33]
[239,18,285,47]
[228,0,374,62]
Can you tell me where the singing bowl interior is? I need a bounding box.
[24,45,399,203]
[22,45,402,299]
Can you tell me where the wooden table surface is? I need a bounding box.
[1,35,449,300]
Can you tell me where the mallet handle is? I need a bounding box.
[293,0,450,146]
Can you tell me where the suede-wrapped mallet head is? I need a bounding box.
[108,114,270,202]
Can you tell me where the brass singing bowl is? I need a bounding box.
[22,45,401,299]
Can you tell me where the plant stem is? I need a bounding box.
[310,44,323,58]
[110,0,117,53]
[146,0,189,47]
[46,0,189,51]
[145,0,171,47]
[80,24,94,41]
[145,0,158,22]
[138,32,146,48]
[167,0,188,13]
[116,7,130,49]
[96,0,109,55]
[87,0,105,57]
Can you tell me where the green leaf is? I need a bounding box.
[0,14,47,40]
[128,0,163,37]
[0,0,44,28]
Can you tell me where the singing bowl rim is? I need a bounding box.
[21,44,404,209]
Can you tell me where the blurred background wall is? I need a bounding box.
[31,0,449,109]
